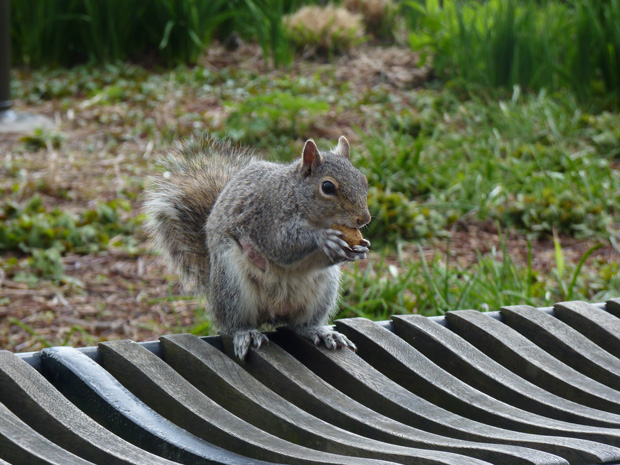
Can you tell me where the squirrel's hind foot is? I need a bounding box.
[295,326,357,352]
[232,329,269,361]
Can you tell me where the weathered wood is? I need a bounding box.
[274,327,618,464]
[501,305,620,389]
[39,346,270,465]
[98,339,401,465]
[0,351,178,465]
[220,333,564,465]
[605,298,620,318]
[6,300,620,465]
[335,317,620,448]
[392,313,620,428]
[553,301,620,359]
[0,401,95,465]
[446,310,620,414]
[160,333,492,465]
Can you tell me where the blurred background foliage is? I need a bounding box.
[10,0,620,107]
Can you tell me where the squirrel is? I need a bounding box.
[144,135,371,360]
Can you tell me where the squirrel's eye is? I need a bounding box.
[321,180,337,195]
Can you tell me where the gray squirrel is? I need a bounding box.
[144,135,371,360]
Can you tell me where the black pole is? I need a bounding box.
[0,0,11,112]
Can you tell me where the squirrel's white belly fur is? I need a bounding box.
[224,243,340,327]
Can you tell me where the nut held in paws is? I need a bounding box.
[331,224,364,247]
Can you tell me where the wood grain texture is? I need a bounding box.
[274,326,618,464]
[0,401,95,465]
[392,313,620,428]
[501,305,620,390]
[553,301,620,359]
[39,346,267,465]
[0,351,178,465]
[446,310,620,414]
[335,317,620,448]
[6,300,620,465]
[98,339,401,465]
[161,333,496,465]
[219,333,561,465]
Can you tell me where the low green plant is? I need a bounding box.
[365,187,449,246]
[223,91,330,145]
[357,90,620,241]
[0,195,139,279]
[19,128,66,152]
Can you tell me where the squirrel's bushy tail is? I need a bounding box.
[144,136,254,293]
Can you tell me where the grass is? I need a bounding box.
[339,235,617,320]
[2,21,620,350]
[407,0,620,109]
[355,87,620,243]
[10,0,292,67]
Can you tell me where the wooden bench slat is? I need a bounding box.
[274,327,618,465]
[39,346,271,465]
[160,333,491,465]
[224,334,560,465]
[336,317,620,449]
[553,301,620,359]
[98,339,401,465]
[446,310,620,414]
[604,298,620,318]
[0,402,95,465]
[501,305,620,390]
[392,314,620,428]
[0,351,179,465]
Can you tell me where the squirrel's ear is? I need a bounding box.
[334,136,350,159]
[301,138,321,176]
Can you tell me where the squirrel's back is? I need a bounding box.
[143,136,255,293]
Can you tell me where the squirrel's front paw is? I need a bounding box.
[232,329,268,361]
[294,326,357,352]
[320,229,368,263]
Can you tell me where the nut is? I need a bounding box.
[331,224,364,247]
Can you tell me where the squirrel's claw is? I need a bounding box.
[349,244,369,260]
[295,326,357,352]
[232,329,269,361]
[320,229,353,263]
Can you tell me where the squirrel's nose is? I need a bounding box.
[357,211,371,227]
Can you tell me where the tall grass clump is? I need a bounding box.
[407,0,620,108]
[284,4,365,58]
[10,0,302,67]
[240,0,293,68]
[11,0,232,67]
[568,0,620,106]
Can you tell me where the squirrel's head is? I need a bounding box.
[298,136,371,229]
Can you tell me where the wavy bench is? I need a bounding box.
[3,299,620,465]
